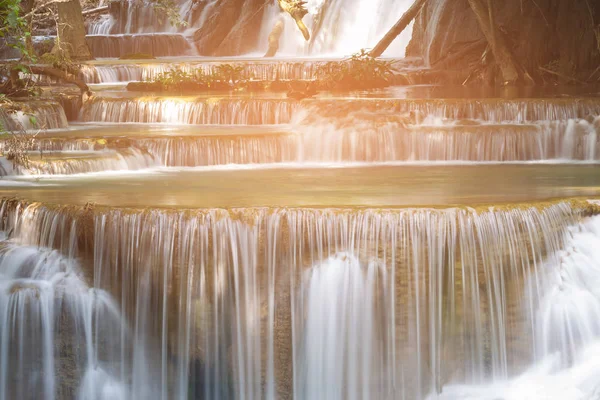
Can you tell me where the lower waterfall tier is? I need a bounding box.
[0,199,599,399]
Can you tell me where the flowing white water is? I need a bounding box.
[0,210,134,400]
[298,253,385,400]
[2,199,600,399]
[432,214,600,400]
[260,0,417,56]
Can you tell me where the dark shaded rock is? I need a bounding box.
[408,0,600,80]
[193,0,265,56]
[193,0,243,55]
[87,34,191,58]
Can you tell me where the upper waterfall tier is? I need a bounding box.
[1,198,599,399]
[88,0,418,57]
[86,33,194,58]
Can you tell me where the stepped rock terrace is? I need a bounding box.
[2,36,600,399]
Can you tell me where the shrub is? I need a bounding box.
[316,49,397,90]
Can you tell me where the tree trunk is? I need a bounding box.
[264,19,285,58]
[467,0,519,84]
[54,0,93,61]
[370,0,428,58]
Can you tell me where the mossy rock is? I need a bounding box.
[119,53,156,60]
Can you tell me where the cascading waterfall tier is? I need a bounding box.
[79,97,600,126]
[0,203,132,400]
[1,198,600,399]
[79,61,326,84]
[79,96,297,125]
[0,102,68,131]
[305,99,600,123]
[0,149,157,176]
[86,34,193,58]
[24,117,600,166]
[289,110,600,162]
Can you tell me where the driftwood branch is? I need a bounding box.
[370,0,428,58]
[82,5,108,17]
[432,39,487,68]
[264,19,284,58]
[22,0,71,19]
[539,66,587,85]
[588,64,600,81]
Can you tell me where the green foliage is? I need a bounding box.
[151,64,248,92]
[316,49,397,90]
[151,0,187,29]
[0,98,37,169]
[155,68,195,87]
[0,0,36,62]
[213,64,245,86]
[3,126,36,168]
[39,51,80,75]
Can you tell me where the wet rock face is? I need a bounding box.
[408,0,600,75]
[193,0,265,56]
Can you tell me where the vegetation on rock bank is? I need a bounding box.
[126,51,401,96]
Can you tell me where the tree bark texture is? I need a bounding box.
[54,0,93,61]
[467,0,519,84]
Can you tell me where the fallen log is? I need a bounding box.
[370,0,428,58]
[82,5,109,17]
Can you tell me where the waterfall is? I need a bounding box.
[14,112,599,166]
[298,253,385,399]
[79,97,297,125]
[260,0,417,56]
[79,62,324,84]
[302,99,600,123]
[434,213,600,399]
[88,15,116,35]
[14,149,158,176]
[1,199,599,398]
[79,97,600,126]
[0,205,136,400]
[2,102,68,131]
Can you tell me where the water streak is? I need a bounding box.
[80,97,297,125]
